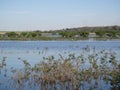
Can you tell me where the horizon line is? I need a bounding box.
[0,25,120,32]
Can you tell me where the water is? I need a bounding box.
[0,40,120,90]
[0,40,120,68]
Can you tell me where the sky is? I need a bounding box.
[0,0,120,31]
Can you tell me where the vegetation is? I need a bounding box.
[0,47,120,90]
[59,31,77,38]
[79,31,89,37]
[5,32,19,38]
[95,30,106,37]
[0,25,120,40]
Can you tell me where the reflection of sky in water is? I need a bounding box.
[0,40,120,90]
[0,40,120,50]
[0,40,120,68]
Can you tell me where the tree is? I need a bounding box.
[106,31,117,38]
[79,32,89,37]
[95,30,105,37]
[20,32,28,37]
[5,32,18,37]
[59,31,76,38]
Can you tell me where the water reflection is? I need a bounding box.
[0,40,120,90]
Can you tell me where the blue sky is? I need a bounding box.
[0,0,120,31]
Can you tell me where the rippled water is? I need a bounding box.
[0,40,120,90]
[0,40,120,67]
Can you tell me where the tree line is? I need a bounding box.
[0,26,120,40]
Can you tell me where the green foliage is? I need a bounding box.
[106,31,118,38]
[5,32,18,37]
[79,32,89,37]
[0,26,120,40]
[59,31,77,38]
[20,32,28,37]
[19,31,41,40]
[95,30,105,37]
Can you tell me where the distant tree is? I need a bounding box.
[79,32,89,37]
[59,31,76,38]
[5,32,18,37]
[31,32,37,37]
[20,32,28,37]
[67,32,76,38]
[59,32,67,37]
[106,31,117,38]
[27,32,41,38]
[117,31,120,37]
[95,30,105,37]
[26,32,35,38]
[35,31,41,36]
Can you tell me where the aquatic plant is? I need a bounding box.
[0,48,120,90]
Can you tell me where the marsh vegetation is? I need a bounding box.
[0,43,120,90]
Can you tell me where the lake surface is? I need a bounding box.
[0,40,120,90]
[0,40,120,68]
